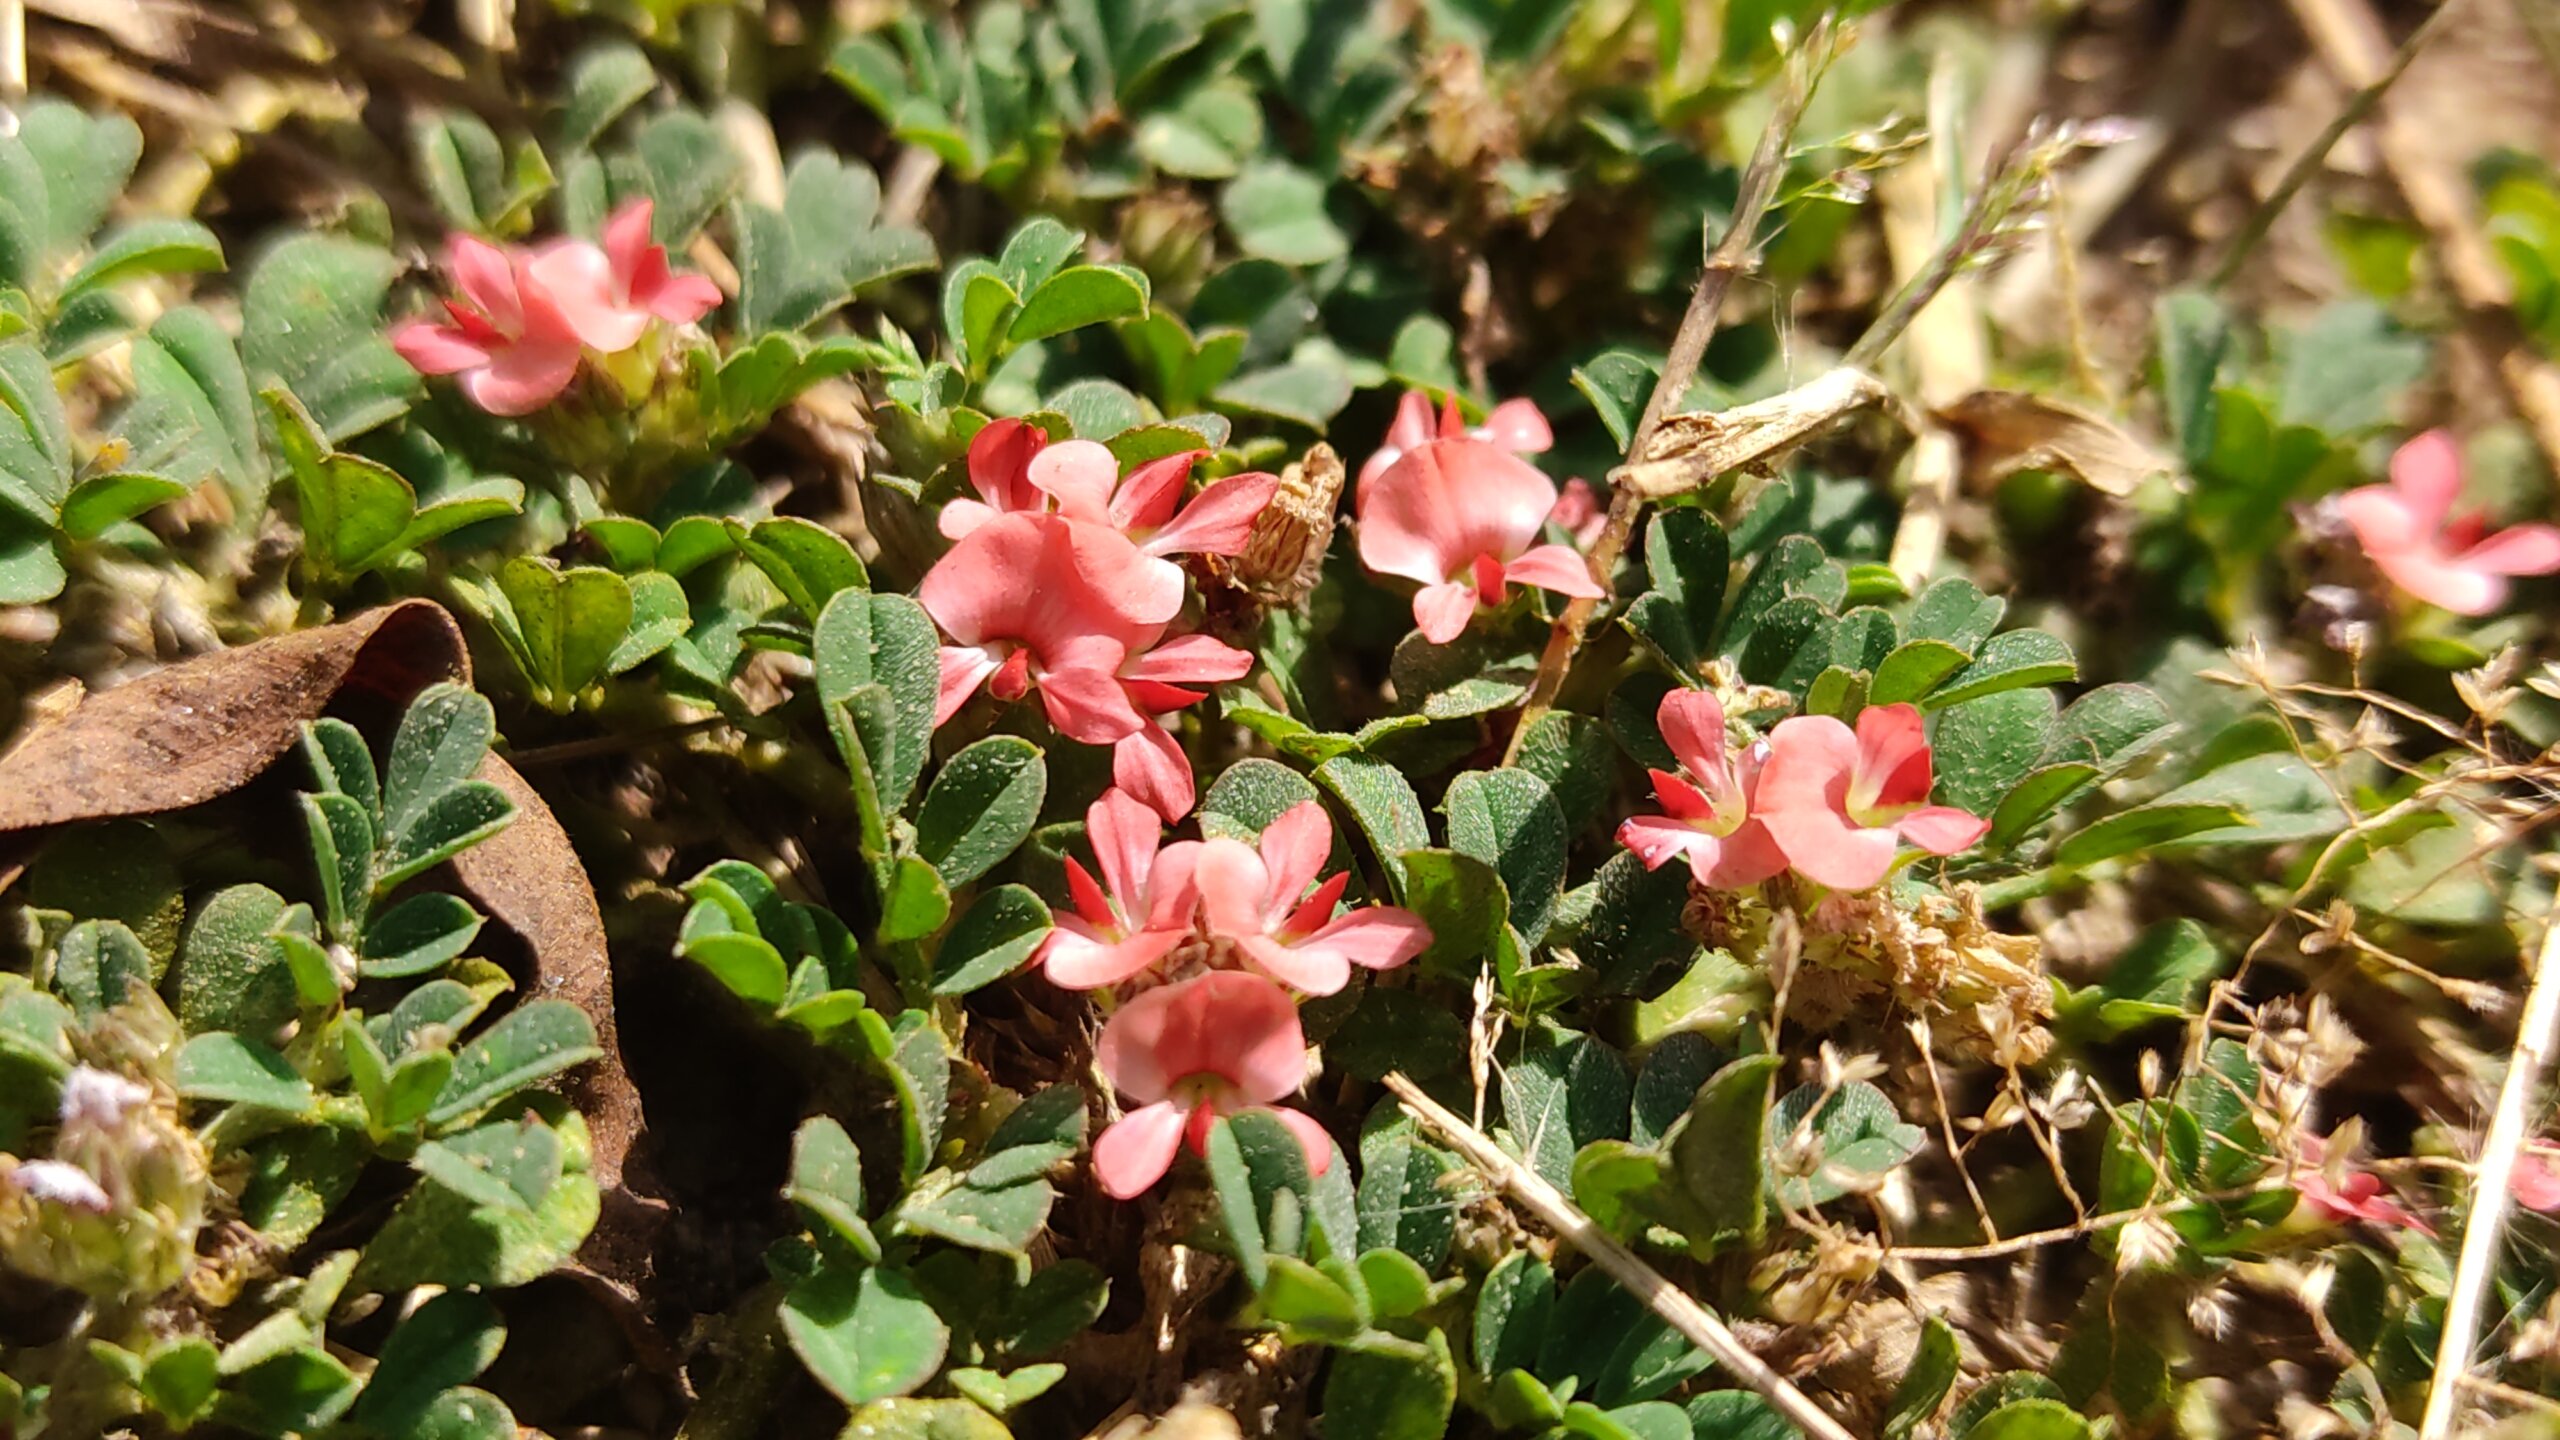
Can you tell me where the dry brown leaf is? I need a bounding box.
[0,600,658,1287]
[1933,390,2173,498]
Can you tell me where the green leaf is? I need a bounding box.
[1473,1251,1554,1376]
[931,885,1051,996]
[494,558,633,704]
[2277,301,2427,435]
[1009,264,1150,343]
[1576,851,1697,994]
[1907,576,2005,652]
[1446,769,1568,943]
[682,930,789,1007]
[1987,762,2102,848]
[916,737,1048,888]
[1868,638,1971,707]
[1768,1080,1926,1207]
[1207,1109,1323,1286]
[53,917,156,1018]
[1672,1053,1777,1248]
[841,1398,1013,1439]
[378,781,514,893]
[139,1339,220,1426]
[1501,1026,1631,1192]
[1924,629,2077,710]
[2054,802,2249,867]
[1396,848,1509,979]
[1356,1101,1458,1268]
[943,259,1018,372]
[1214,358,1355,429]
[607,571,689,675]
[382,684,497,840]
[559,41,657,151]
[56,471,186,540]
[1317,1325,1456,1440]
[427,1001,602,1127]
[410,1388,517,1440]
[2144,752,2349,846]
[172,885,302,1035]
[240,235,413,440]
[814,591,942,810]
[1573,350,1657,452]
[613,110,742,247]
[1931,689,2056,819]
[413,1114,562,1211]
[1200,758,1321,841]
[789,1116,882,1263]
[1622,509,1729,674]
[880,1011,950,1182]
[1884,1317,1960,1440]
[2155,290,2228,470]
[1222,163,1348,266]
[728,516,868,621]
[1965,1399,2093,1440]
[176,1032,315,1113]
[1315,754,1429,895]
[354,1100,600,1290]
[60,219,223,303]
[782,1263,949,1406]
[300,791,375,942]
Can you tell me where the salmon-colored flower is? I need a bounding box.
[1549,476,1607,549]
[918,512,1181,742]
[2295,1131,2434,1235]
[391,234,589,416]
[1091,971,1329,1199]
[1190,801,1432,996]
[1616,691,1787,889]
[1038,789,1202,989]
[391,200,720,416]
[1754,704,1989,891]
[2339,430,2560,616]
[1357,390,1553,490]
[940,425,1278,589]
[1355,435,1604,644]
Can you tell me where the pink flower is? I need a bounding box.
[391,234,589,416]
[2514,1143,2560,1213]
[1355,437,1605,644]
[2339,430,2560,616]
[1357,390,1553,490]
[1754,704,1990,891]
[1190,801,1432,996]
[1038,789,1202,989]
[1616,691,1787,889]
[2296,1132,2435,1235]
[1111,629,1255,822]
[918,513,1182,742]
[1549,476,1607,549]
[1091,971,1330,1199]
[939,426,1279,588]
[390,201,722,417]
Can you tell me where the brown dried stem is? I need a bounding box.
[1382,1072,1859,1440]
[1503,31,1828,760]
[2420,900,2560,1439]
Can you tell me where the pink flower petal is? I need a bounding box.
[1700,820,1789,888]
[527,240,650,354]
[647,272,723,325]
[1122,633,1253,685]
[1237,933,1351,995]
[1412,581,1478,643]
[1357,439,1559,588]
[2373,545,2508,616]
[1620,814,1714,873]
[1258,802,1335,926]
[1036,658,1147,743]
[1655,690,1731,784]
[457,339,582,416]
[1502,542,1606,600]
[968,418,1046,515]
[1853,703,1934,812]
[1302,906,1432,972]
[1040,926,1183,990]
[1087,787,1162,909]
[1194,838,1276,943]
[938,497,1000,541]
[934,646,1000,726]
[1144,471,1277,559]
[1110,451,1202,533]
[2458,522,2560,577]
[2389,429,2464,532]
[1094,1100,1190,1198]
[2512,1146,2560,1213]
[449,234,524,334]
[1895,805,1990,856]
[604,199,657,294]
[1113,722,1196,823]
[1029,439,1122,524]
[1477,397,1553,454]
[390,320,493,375]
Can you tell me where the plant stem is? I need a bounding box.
[2209,0,2470,293]
[2419,901,2560,1440]
[1384,1072,1858,1440]
[1503,36,1827,761]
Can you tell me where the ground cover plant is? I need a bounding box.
[2,0,2560,1436]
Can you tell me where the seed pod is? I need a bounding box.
[1218,442,1343,607]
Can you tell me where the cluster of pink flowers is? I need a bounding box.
[1616,691,1989,894]
[1354,392,1605,643]
[920,421,1277,821]
[1036,790,1431,1199]
[2341,430,2560,616]
[391,199,722,415]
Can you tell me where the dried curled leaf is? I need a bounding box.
[1933,390,2172,498]
[1217,440,1343,606]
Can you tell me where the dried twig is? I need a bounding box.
[2420,901,2560,1440]
[0,0,24,104]
[1502,29,1831,761]
[1877,60,1987,589]
[2284,0,2560,479]
[1382,1072,1858,1440]
[2210,0,2471,292]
